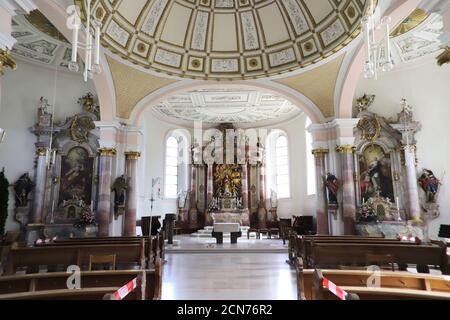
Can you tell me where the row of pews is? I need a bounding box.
[289,233,450,300]
[0,235,165,300]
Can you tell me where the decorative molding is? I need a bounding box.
[35,147,48,156]
[0,32,17,51]
[0,0,37,16]
[125,151,141,160]
[98,148,117,157]
[312,148,329,156]
[335,145,356,154]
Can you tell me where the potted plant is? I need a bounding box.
[74,206,98,236]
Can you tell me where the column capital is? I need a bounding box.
[98,148,117,157]
[36,147,48,156]
[335,145,356,154]
[125,151,141,160]
[0,49,16,75]
[312,148,329,156]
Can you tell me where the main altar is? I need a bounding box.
[179,123,270,229]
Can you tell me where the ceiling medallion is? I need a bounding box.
[75,0,370,80]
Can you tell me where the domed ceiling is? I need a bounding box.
[153,89,301,126]
[76,0,370,80]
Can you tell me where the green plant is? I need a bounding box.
[0,168,9,236]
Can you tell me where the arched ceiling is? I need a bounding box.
[76,0,370,80]
[152,89,302,127]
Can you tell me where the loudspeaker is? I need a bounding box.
[438,224,450,239]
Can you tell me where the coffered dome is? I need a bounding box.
[77,0,369,80]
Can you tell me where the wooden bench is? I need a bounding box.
[305,268,450,300]
[47,235,164,266]
[304,241,448,274]
[5,241,146,275]
[0,258,163,300]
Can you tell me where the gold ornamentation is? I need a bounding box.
[312,148,329,156]
[125,151,141,160]
[357,116,381,142]
[70,115,95,144]
[36,147,48,156]
[25,11,69,43]
[98,148,117,157]
[78,93,99,115]
[436,47,450,67]
[335,145,356,154]
[0,49,17,75]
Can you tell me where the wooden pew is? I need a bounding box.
[0,258,163,300]
[306,268,450,300]
[300,237,419,269]
[5,240,146,275]
[288,233,387,266]
[305,241,449,274]
[45,235,165,267]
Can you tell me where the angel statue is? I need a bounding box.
[325,173,339,205]
[418,169,441,203]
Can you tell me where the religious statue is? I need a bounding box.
[13,173,33,207]
[418,169,440,203]
[37,96,52,126]
[214,164,242,197]
[325,173,339,205]
[356,93,375,113]
[270,189,278,208]
[112,175,127,219]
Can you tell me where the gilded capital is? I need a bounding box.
[0,49,17,75]
[335,145,356,154]
[312,148,329,157]
[98,148,117,157]
[437,47,450,67]
[125,151,141,160]
[36,147,48,156]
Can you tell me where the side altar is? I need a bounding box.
[350,95,441,239]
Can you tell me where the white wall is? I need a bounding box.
[137,110,315,222]
[0,60,94,233]
[354,59,450,239]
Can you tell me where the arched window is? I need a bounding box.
[266,131,291,199]
[275,135,290,198]
[305,117,316,195]
[164,136,179,198]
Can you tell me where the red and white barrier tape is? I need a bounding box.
[112,278,137,300]
[323,277,348,300]
[397,235,421,244]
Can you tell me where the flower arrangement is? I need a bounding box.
[74,207,97,229]
[357,200,379,223]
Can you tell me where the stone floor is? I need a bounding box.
[161,253,296,300]
[166,234,288,253]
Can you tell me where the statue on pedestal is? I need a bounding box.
[13,173,33,208]
[325,173,339,205]
[37,97,52,126]
[112,175,127,219]
[418,169,440,203]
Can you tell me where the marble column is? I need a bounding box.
[97,148,116,236]
[403,145,422,222]
[241,162,249,209]
[312,148,329,235]
[206,163,214,225]
[124,151,140,236]
[31,147,48,224]
[258,163,267,228]
[188,164,198,227]
[336,145,357,235]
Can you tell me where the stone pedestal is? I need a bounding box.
[164,213,176,245]
[356,222,424,239]
[24,224,45,247]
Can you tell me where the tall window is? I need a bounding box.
[164,136,178,198]
[275,136,290,198]
[305,117,316,195]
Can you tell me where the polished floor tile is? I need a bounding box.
[162,253,296,300]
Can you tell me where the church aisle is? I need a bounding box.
[161,253,296,300]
